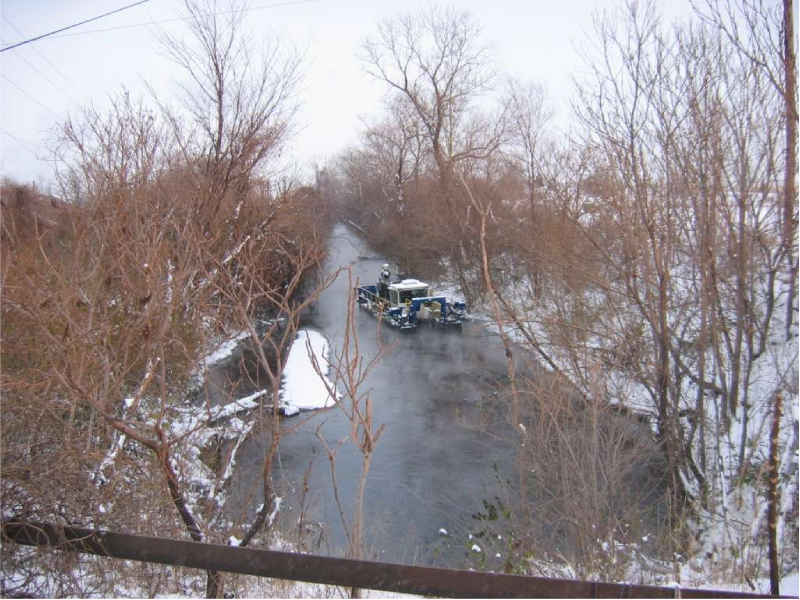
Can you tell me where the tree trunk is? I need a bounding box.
[768,392,783,596]
[783,0,797,340]
[729,185,747,418]
[159,437,224,598]
[206,570,224,599]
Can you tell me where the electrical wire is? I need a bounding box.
[2,16,90,101]
[1,74,62,119]
[0,38,84,108]
[1,127,44,158]
[19,0,320,42]
[1,0,151,52]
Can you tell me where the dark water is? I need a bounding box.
[226,224,518,566]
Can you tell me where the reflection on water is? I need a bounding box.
[219,224,668,571]
[227,224,516,566]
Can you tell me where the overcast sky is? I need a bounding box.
[0,0,695,186]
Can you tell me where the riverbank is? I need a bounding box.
[422,248,799,593]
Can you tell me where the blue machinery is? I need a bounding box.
[355,265,467,330]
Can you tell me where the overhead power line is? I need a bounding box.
[17,0,320,42]
[1,74,61,119]
[2,16,90,101]
[0,0,151,53]
[0,37,83,108]
[1,127,45,158]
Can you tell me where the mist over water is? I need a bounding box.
[228,223,517,566]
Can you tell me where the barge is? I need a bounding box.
[355,264,467,331]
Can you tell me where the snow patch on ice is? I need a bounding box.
[279,329,339,411]
[281,404,300,417]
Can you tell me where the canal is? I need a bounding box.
[227,223,518,567]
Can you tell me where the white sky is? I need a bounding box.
[0,0,694,186]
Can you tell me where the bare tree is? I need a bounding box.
[503,77,553,215]
[330,0,799,589]
[360,5,504,299]
[570,1,691,516]
[1,2,325,597]
[683,6,798,587]
[361,5,495,186]
[693,0,797,342]
[157,0,303,231]
[4,111,337,599]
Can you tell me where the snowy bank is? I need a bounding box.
[279,329,339,412]
[203,330,249,367]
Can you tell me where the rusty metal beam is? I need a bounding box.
[1,521,785,599]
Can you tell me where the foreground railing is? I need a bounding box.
[1,521,787,599]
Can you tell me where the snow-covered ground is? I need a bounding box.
[434,257,798,592]
[752,572,799,596]
[776,572,799,596]
[203,330,249,368]
[170,328,339,516]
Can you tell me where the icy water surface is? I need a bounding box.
[226,224,518,566]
